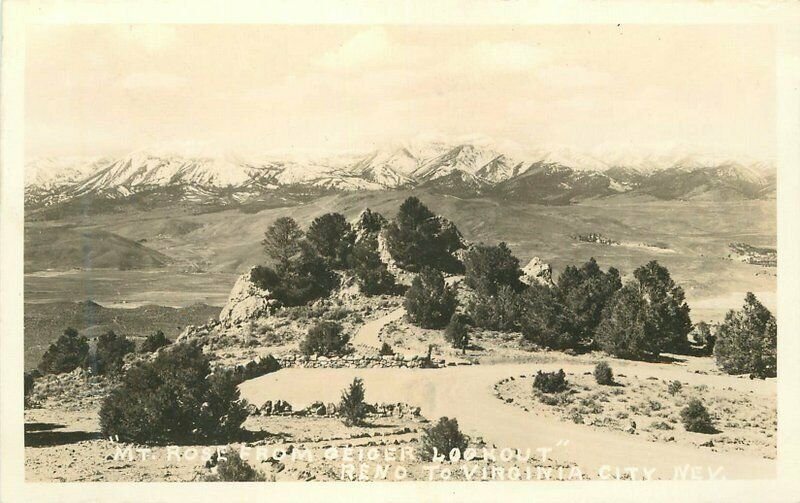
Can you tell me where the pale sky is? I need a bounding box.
[25,24,776,159]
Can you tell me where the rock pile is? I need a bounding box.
[28,367,112,410]
[520,256,555,287]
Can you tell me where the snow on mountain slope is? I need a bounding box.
[412,144,503,181]
[25,156,113,189]
[24,141,777,209]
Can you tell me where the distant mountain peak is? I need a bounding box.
[25,140,777,210]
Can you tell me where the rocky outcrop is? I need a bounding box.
[520,256,555,287]
[218,267,280,327]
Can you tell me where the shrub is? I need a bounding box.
[339,377,367,426]
[680,398,715,433]
[87,330,135,376]
[379,342,394,356]
[99,343,248,443]
[404,267,457,329]
[419,416,469,461]
[518,284,577,349]
[140,330,171,353]
[533,369,568,394]
[306,212,355,269]
[593,362,614,385]
[300,321,349,356]
[349,236,397,296]
[205,449,266,482]
[37,327,89,375]
[467,285,521,332]
[384,197,464,273]
[714,292,777,378]
[462,242,523,296]
[667,380,682,395]
[444,313,470,353]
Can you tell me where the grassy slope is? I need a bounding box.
[24,190,776,321]
[25,225,172,272]
[24,301,221,370]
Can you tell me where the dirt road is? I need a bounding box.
[239,361,775,480]
[351,307,405,351]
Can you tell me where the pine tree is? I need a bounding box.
[339,377,367,426]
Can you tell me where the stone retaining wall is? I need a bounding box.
[273,353,465,369]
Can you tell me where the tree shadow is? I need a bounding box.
[25,422,65,432]
[25,429,102,448]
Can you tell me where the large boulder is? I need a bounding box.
[218,267,279,327]
[520,257,555,287]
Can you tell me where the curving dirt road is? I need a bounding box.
[351,307,406,351]
[239,361,776,480]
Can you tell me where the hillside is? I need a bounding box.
[25,190,776,322]
[24,301,221,369]
[24,226,173,272]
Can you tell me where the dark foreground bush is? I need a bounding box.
[379,342,394,356]
[680,398,715,433]
[300,321,349,356]
[532,369,568,394]
[419,416,469,461]
[88,330,135,375]
[339,377,367,426]
[205,449,266,482]
[593,362,614,385]
[99,343,248,444]
[140,330,171,353]
[38,327,89,375]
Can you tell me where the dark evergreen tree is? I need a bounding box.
[262,217,304,268]
[462,242,523,295]
[466,285,522,332]
[714,292,777,378]
[348,236,396,296]
[556,258,622,343]
[444,313,470,353]
[306,212,355,269]
[404,267,457,329]
[339,377,367,426]
[384,197,464,273]
[518,284,577,349]
[88,330,135,375]
[632,260,692,354]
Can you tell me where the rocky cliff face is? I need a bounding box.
[218,267,279,327]
[520,257,555,287]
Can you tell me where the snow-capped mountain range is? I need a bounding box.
[25,142,776,208]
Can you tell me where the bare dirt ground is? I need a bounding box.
[239,358,776,480]
[25,402,580,482]
[494,369,776,459]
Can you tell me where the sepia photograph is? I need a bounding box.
[2,1,800,501]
